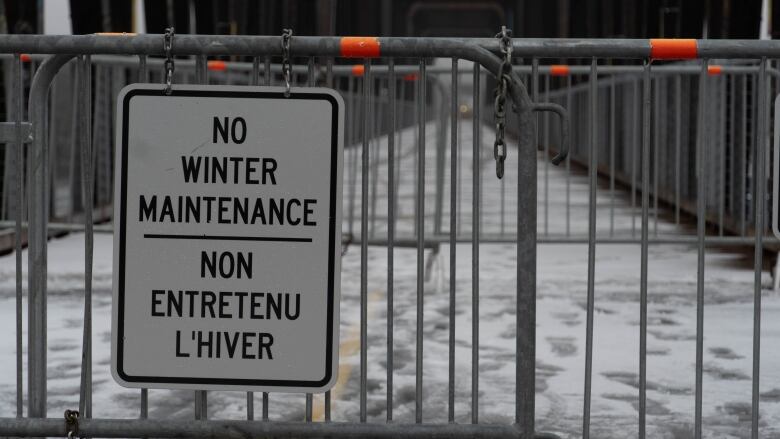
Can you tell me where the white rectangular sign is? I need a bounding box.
[112,84,343,393]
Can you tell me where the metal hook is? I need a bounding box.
[281,29,293,97]
[163,27,175,95]
[531,102,570,165]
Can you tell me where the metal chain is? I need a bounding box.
[163,27,175,95]
[64,409,79,439]
[493,26,513,179]
[281,29,293,97]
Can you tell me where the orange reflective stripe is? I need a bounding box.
[403,72,418,81]
[208,60,227,71]
[708,65,723,75]
[19,54,31,63]
[351,65,365,76]
[340,37,380,58]
[650,39,698,60]
[550,65,570,76]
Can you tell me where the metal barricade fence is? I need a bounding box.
[528,62,774,242]
[0,34,775,438]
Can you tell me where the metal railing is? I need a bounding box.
[0,34,775,439]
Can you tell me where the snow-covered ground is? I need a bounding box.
[0,120,778,439]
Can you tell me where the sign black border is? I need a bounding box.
[116,88,339,388]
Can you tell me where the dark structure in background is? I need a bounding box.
[0,0,772,39]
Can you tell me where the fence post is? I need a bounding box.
[508,72,537,437]
[27,53,76,418]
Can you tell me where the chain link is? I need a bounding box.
[493,26,513,179]
[163,27,175,95]
[281,29,293,97]
[64,409,79,439]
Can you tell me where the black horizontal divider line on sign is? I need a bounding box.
[143,233,313,243]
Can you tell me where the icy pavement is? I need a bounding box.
[0,120,779,438]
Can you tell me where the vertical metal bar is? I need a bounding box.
[386,59,396,424]
[719,75,726,236]
[13,53,23,420]
[140,389,148,420]
[194,53,208,423]
[566,75,572,236]
[532,59,539,163]
[531,59,539,246]
[262,392,269,421]
[264,56,271,86]
[246,393,253,420]
[78,53,93,420]
[251,57,259,86]
[543,73,549,236]
[324,391,331,423]
[751,57,768,439]
[609,76,616,236]
[194,392,207,420]
[138,55,147,83]
[471,63,480,425]
[695,58,709,439]
[632,79,640,237]
[305,56,315,424]
[29,54,48,417]
[639,60,652,439]
[196,55,207,85]
[326,58,333,90]
[360,58,371,423]
[516,67,538,437]
[395,81,404,231]
[501,156,506,234]
[653,77,660,237]
[325,56,334,424]
[458,82,463,235]
[582,57,598,439]
[728,75,736,228]
[308,56,315,87]
[347,77,357,238]
[435,81,447,239]
[370,81,382,239]
[413,76,420,238]
[675,75,682,225]
[28,55,76,419]
[448,57,458,423]
[415,58,426,425]
[741,75,748,236]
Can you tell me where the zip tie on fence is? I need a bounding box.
[281,29,293,97]
[492,26,512,179]
[708,65,723,76]
[351,64,365,76]
[163,27,175,95]
[550,65,570,76]
[208,60,227,71]
[64,409,79,439]
[340,37,380,58]
[650,38,698,60]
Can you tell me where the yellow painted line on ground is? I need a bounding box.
[312,290,383,421]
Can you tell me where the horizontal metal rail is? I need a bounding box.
[6,220,777,246]
[2,35,780,59]
[17,53,771,76]
[0,417,543,439]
